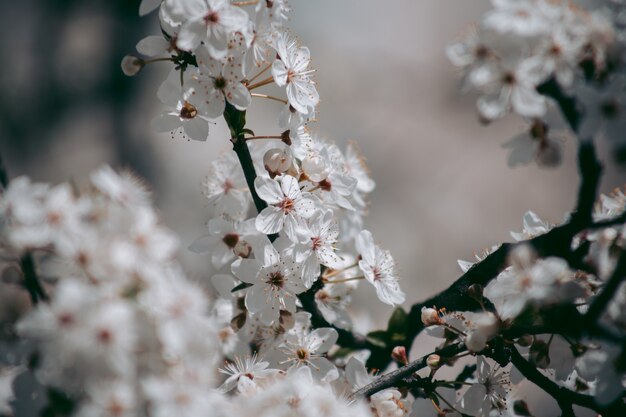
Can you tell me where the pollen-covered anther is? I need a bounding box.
[267,271,285,288]
[278,197,295,213]
[179,101,198,119]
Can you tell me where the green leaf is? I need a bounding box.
[365,330,388,349]
[387,307,408,333]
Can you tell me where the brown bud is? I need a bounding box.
[391,346,408,365]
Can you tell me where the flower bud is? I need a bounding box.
[302,155,330,182]
[121,55,144,76]
[426,354,441,369]
[391,346,408,365]
[421,306,441,327]
[264,148,292,178]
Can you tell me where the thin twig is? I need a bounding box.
[351,343,466,399]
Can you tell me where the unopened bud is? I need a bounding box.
[264,148,292,178]
[121,55,144,76]
[421,306,441,327]
[516,334,534,347]
[302,155,330,182]
[426,354,441,369]
[391,346,408,365]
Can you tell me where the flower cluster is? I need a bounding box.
[448,0,626,167]
[2,1,626,417]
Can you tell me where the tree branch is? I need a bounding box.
[351,343,466,399]
[509,347,626,417]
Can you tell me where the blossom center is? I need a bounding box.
[296,347,309,360]
[204,11,220,25]
[267,271,285,288]
[278,197,295,213]
[223,179,235,194]
[180,101,198,119]
[311,236,322,250]
[214,76,227,90]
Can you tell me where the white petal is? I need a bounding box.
[177,19,205,51]
[254,176,283,204]
[151,112,182,132]
[231,258,261,283]
[245,284,269,314]
[255,207,285,235]
[226,82,251,110]
[308,328,338,354]
[183,117,209,141]
[136,35,169,56]
[139,0,161,16]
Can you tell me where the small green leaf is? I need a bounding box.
[387,307,408,334]
[366,330,388,349]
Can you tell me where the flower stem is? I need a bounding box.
[251,93,288,105]
[247,76,275,91]
[324,276,365,284]
[247,63,272,84]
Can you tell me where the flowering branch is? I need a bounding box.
[351,343,467,399]
[508,348,626,417]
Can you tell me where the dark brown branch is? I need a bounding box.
[509,347,626,417]
[351,343,466,399]
[20,253,49,304]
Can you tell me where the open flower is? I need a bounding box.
[355,230,405,306]
[254,175,318,243]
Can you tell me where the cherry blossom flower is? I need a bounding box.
[271,32,319,114]
[175,0,249,58]
[484,245,581,320]
[254,175,318,243]
[231,239,306,325]
[355,230,405,306]
[203,152,250,220]
[460,356,509,417]
[219,354,278,394]
[510,210,552,241]
[192,49,251,117]
[296,209,342,287]
[152,69,211,141]
[275,326,339,381]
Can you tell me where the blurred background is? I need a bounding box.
[1,1,624,415]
